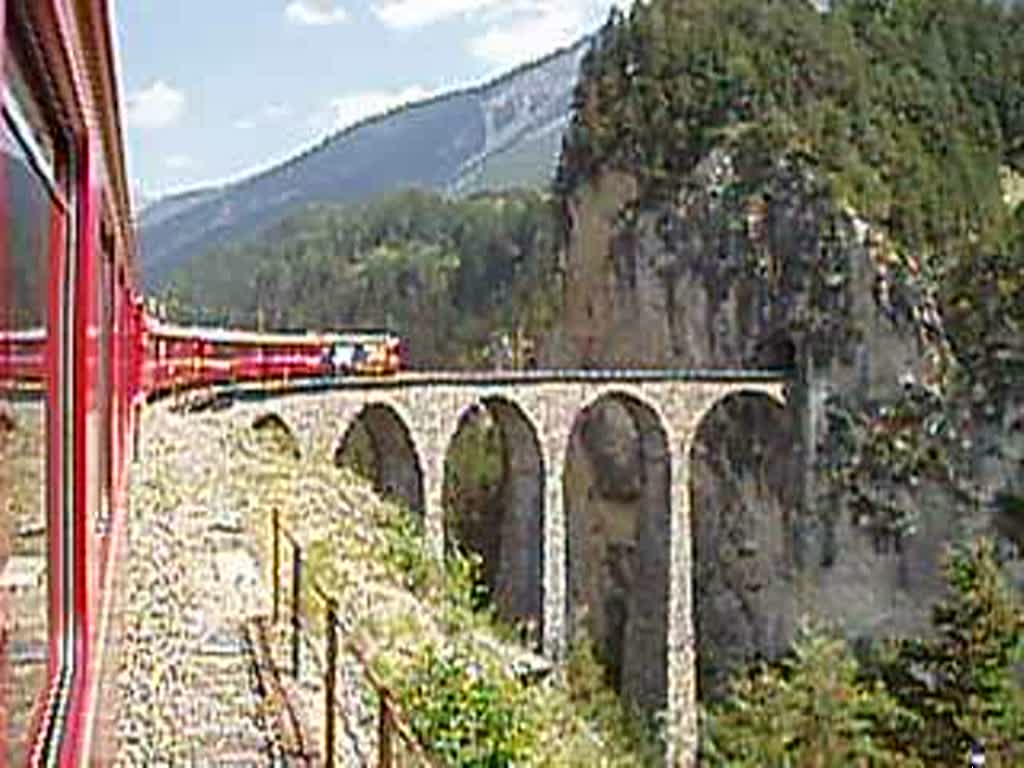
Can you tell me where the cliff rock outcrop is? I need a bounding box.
[550,142,1020,698]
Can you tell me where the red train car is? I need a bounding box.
[0,1,140,764]
[0,329,46,389]
[0,1,403,762]
[141,321,404,396]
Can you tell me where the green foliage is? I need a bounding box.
[564,627,664,766]
[703,539,1024,766]
[561,0,1022,236]
[702,623,921,766]
[377,500,438,596]
[399,640,540,766]
[819,385,977,544]
[443,545,495,628]
[868,538,1024,765]
[941,207,1024,394]
[156,187,562,368]
[353,497,658,765]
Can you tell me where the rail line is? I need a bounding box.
[155,367,793,410]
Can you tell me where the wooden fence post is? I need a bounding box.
[292,540,302,678]
[325,597,338,768]
[378,699,394,768]
[272,508,280,624]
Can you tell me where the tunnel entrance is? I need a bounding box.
[251,413,301,460]
[564,393,669,717]
[690,392,796,700]
[442,397,544,649]
[334,404,424,517]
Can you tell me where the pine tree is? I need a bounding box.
[876,539,1024,765]
[702,623,922,767]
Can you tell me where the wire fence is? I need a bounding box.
[268,507,441,768]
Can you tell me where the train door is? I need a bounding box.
[84,207,122,765]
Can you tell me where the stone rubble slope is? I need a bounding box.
[112,406,277,765]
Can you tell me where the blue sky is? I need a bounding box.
[115,0,628,205]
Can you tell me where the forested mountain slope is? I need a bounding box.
[156,188,561,369]
[139,38,589,289]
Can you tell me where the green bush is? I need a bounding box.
[399,640,539,767]
[565,627,664,766]
[378,500,438,596]
[361,499,660,765]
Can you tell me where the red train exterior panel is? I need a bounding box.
[0,3,405,765]
[0,0,138,764]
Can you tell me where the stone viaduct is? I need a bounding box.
[226,369,788,767]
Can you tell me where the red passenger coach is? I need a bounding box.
[141,322,405,395]
[0,1,140,765]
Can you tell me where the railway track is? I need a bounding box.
[111,409,291,766]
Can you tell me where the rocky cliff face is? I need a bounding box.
[556,149,946,384]
[548,143,1021,697]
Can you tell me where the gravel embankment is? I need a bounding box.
[112,406,278,766]
[110,398,548,766]
[111,402,395,766]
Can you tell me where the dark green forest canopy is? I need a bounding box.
[556,0,1024,392]
[156,188,562,367]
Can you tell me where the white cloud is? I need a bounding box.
[262,103,291,120]
[372,0,504,29]
[233,103,291,131]
[164,154,194,170]
[469,0,627,69]
[285,0,348,26]
[371,0,626,69]
[126,80,185,128]
[326,85,438,132]
[470,4,582,68]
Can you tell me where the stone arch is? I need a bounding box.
[442,396,544,647]
[250,412,301,460]
[564,390,670,716]
[334,403,424,517]
[688,390,796,700]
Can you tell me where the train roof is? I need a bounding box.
[0,327,47,342]
[148,322,327,346]
[147,322,398,346]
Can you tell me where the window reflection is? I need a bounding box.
[0,102,53,764]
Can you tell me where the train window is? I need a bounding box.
[0,59,61,763]
[96,222,114,537]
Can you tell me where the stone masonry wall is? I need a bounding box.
[224,375,786,767]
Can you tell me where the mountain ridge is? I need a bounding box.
[139,36,593,288]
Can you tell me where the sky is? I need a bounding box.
[115,0,629,206]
